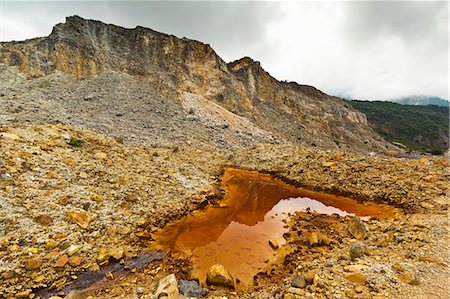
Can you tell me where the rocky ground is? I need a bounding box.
[0,123,448,299]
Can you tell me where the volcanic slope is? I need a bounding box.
[0,16,398,153]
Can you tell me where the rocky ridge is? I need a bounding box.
[0,16,398,153]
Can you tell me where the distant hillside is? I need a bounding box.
[347,100,449,154]
[394,96,449,107]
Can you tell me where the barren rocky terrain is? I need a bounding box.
[0,16,448,299]
[0,124,448,299]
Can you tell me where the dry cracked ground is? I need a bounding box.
[0,124,449,299]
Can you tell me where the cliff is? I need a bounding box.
[0,16,398,153]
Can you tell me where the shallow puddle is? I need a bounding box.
[153,168,398,287]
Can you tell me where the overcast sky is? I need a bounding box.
[0,1,448,101]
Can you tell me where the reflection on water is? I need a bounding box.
[153,168,398,286]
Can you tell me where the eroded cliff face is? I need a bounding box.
[0,15,398,153]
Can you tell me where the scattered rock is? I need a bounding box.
[291,275,307,288]
[269,239,279,250]
[97,247,110,264]
[398,271,419,285]
[178,280,206,297]
[353,293,372,299]
[1,132,20,140]
[304,270,318,284]
[68,256,83,267]
[84,94,95,101]
[94,152,107,159]
[14,289,32,298]
[391,263,406,273]
[110,247,125,260]
[24,258,42,270]
[309,232,319,246]
[54,254,69,268]
[67,244,81,256]
[45,239,59,249]
[33,214,53,225]
[344,265,367,272]
[418,254,443,264]
[348,217,368,240]
[106,272,114,280]
[68,211,91,229]
[344,272,367,285]
[155,274,179,298]
[350,242,367,260]
[206,263,235,289]
[136,287,144,295]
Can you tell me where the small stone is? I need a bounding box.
[68,255,83,267]
[1,132,20,140]
[68,211,91,229]
[97,247,110,263]
[344,272,366,285]
[309,232,319,246]
[3,270,15,279]
[344,265,367,272]
[136,287,144,295]
[348,217,368,240]
[322,235,332,245]
[391,263,405,272]
[178,280,204,297]
[45,239,59,249]
[291,275,307,288]
[322,161,335,167]
[269,239,279,250]
[94,152,107,159]
[350,242,366,260]
[14,289,32,298]
[106,272,114,280]
[33,214,53,225]
[155,274,179,298]
[124,194,138,202]
[418,255,443,264]
[304,270,318,284]
[355,285,364,293]
[398,271,419,285]
[44,252,60,260]
[110,247,125,260]
[67,244,81,256]
[54,254,69,268]
[25,258,42,270]
[420,202,433,209]
[34,275,45,283]
[27,247,38,255]
[84,94,95,101]
[90,194,103,201]
[206,263,235,289]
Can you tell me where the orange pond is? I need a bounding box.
[152,168,399,287]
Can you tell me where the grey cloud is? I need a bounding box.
[2,1,281,62]
[0,1,447,100]
[343,1,447,48]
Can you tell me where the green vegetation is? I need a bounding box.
[347,100,449,154]
[67,137,84,147]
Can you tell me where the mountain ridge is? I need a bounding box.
[0,15,398,154]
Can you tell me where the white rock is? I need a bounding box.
[155,274,179,298]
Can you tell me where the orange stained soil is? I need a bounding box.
[152,168,400,287]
